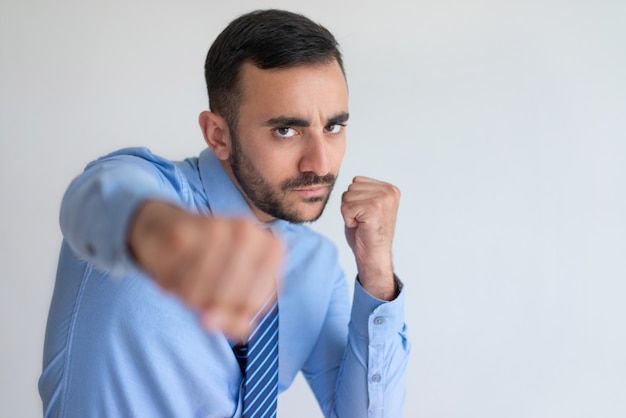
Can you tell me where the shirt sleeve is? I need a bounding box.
[59,147,189,276]
[302,270,410,418]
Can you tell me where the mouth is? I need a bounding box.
[291,185,329,197]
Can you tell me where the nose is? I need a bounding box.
[298,132,329,175]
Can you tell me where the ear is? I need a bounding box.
[199,111,231,160]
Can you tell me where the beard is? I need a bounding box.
[229,132,336,224]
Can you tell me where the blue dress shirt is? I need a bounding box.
[39,147,410,417]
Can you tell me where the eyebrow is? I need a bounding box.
[263,112,350,128]
[328,112,350,126]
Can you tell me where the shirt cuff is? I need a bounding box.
[349,276,406,340]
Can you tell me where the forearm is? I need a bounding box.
[334,279,410,418]
[305,276,410,418]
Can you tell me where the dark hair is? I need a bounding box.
[204,9,344,128]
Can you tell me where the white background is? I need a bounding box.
[1,0,625,417]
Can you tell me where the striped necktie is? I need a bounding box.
[234,298,279,418]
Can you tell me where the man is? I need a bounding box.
[39,9,410,418]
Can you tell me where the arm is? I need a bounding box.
[340,176,410,417]
[60,148,185,276]
[304,177,410,417]
[302,271,409,418]
[61,147,283,338]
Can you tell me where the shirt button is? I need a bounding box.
[373,316,385,325]
[371,374,381,383]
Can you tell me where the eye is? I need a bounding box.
[325,124,345,134]
[274,127,297,138]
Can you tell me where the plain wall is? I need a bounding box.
[1,0,625,417]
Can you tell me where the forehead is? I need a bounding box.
[237,61,349,120]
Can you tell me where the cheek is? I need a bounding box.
[256,154,296,185]
[331,139,347,168]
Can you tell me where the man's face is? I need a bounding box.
[226,61,349,223]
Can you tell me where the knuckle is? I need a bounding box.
[391,184,401,199]
[203,216,225,241]
[368,198,383,211]
[234,218,256,238]
[379,185,400,207]
[382,182,400,197]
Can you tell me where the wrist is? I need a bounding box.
[127,199,186,272]
[355,257,396,300]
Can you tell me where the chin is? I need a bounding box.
[274,194,330,224]
[293,205,326,223]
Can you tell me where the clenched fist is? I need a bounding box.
[128,200,283,340]
[341,176,400,300]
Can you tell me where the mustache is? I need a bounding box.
[281,172,336,191]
